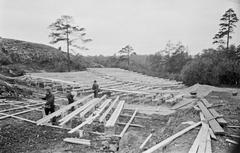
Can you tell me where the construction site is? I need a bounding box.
[0,68,239,153]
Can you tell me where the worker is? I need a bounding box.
[66,87,76,111]
[92,80,99,98]
[42,86,56,124]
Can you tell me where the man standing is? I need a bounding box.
[66,88,76,111]
[42,86,56,124]
[92,80,99,98]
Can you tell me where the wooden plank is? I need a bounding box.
[140,133,153,150]
[142,122,201,153]
[227,125,240,128]
[200,112,216,140]
[205,132,212,153]
[119,110,137,138]
[68,99,112,134]
[188,124,203,153]
[117,122,143,128]
[197,123,209,153]
[197,102,224,134]
[99,96,119,122]
[37,94,93,125]
[105,100,125,127]
[64,138,91,146]
[201,98,227,125]
[59,98,99,125]
[101,88,152,95]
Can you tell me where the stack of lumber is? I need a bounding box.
[197,98,225,135]
[165,94,184,106]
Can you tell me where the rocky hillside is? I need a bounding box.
[0,38,97,76]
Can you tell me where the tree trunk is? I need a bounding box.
[226,11,231,50]
[66,27,70,72]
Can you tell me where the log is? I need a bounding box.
[142,122,201,153]
[64,138,91,146]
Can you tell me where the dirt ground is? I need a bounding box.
[0,90,239,153]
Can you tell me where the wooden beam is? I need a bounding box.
[142,122,201,153]
[68,99,112,134]
[119,114,151,119]
[105,100,125,127]
[101,88,152,95]
[140,133,153,150]
[37,94,93,125]
[64,138,91,146]
[205,132,212,153]
[201,98,227,125]
[79,95,106,118]
[99,96,119,122]
[58,98,99,125]
[119,110,137,138]
[188,124,203,153]
[117,122,143,128]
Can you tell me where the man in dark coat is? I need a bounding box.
[92,80,99,98]
[42,86,56,124]
[66,88,75,111]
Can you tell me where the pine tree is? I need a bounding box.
[118,45,134,69]
[49,15,92,72]
[213,8,239,49]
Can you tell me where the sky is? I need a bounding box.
[0,0,240,56]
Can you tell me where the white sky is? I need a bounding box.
[0,0,240,56]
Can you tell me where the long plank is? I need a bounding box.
[105,100,125,127]
[64,138,91,146]
[99,96,119,122]
[37,94,93,125]
[188,124,203,153]
[140,133,153,150]
[119,110,137,137]
[142,122,201,153]
[205,132,212,153]
[101,88,151,95]
[197,102,224,134]
[68,99,112,133]
[197,123,209,153]
[59,98,99,125]
[201,98,227,125]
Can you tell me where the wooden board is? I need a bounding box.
[68,99,112,134]
[64,138,91,146]
[188,124,203,153]
[59,98,99,125]
[105,100,125,127]
[197,102,224,135]
[142,122,201,153]
[201,98,227,125]
[99,96,119,122]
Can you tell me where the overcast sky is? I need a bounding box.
[0,0,240,56]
